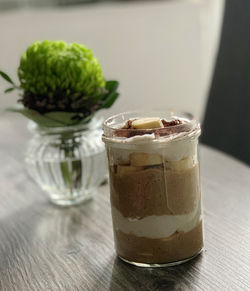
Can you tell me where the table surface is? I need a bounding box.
[0,116,250,291]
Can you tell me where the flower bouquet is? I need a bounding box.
[0,40,119,206]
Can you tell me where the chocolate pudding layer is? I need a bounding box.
[108,153,203,264]
[109,159,200,218]
[114,221,203,264]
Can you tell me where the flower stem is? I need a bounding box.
[60,133,82,198]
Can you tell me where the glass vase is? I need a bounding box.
[25,117,107,206]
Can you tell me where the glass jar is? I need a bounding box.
[103,110,203,267]
[25,117,107,206]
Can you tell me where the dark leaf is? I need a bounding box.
[6,104,93,127]
[105,80,119,93]
[101,92,119,109]
[44,112,80,126]
[96,80,119,110]
[0,71,14,85]
[77,114,93,125]
[4,87,15,93]
[6,104,64,127]
[88,80,119,105]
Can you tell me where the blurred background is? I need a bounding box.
[2,0,249,165]
[0,0,224,119]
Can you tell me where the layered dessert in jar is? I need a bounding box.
[102,111,203,267]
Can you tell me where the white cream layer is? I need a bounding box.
[110,138,197,164]
[112,205,201,239]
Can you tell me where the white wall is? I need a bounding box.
[0,0,225,122]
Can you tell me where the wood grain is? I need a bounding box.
[0,116,250,291]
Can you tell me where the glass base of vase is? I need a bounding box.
[49,191,94,207]
[118,249,203,268]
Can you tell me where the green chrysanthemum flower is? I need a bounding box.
[18,40,106,97]
[0,40,119,127]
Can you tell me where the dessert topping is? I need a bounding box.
[131,118,164,129]
[116,117,184,138]
[162,119,182,127]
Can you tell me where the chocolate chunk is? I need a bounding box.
[161,119,182,127]
[122,119,136,129]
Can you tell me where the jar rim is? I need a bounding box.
[102,110,201,144]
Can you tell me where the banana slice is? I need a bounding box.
[165,157,195,171]
[131,118,164,129]
[130,152,163,167]
[117,165,143,176]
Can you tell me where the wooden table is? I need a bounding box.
[0,116,250,291]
